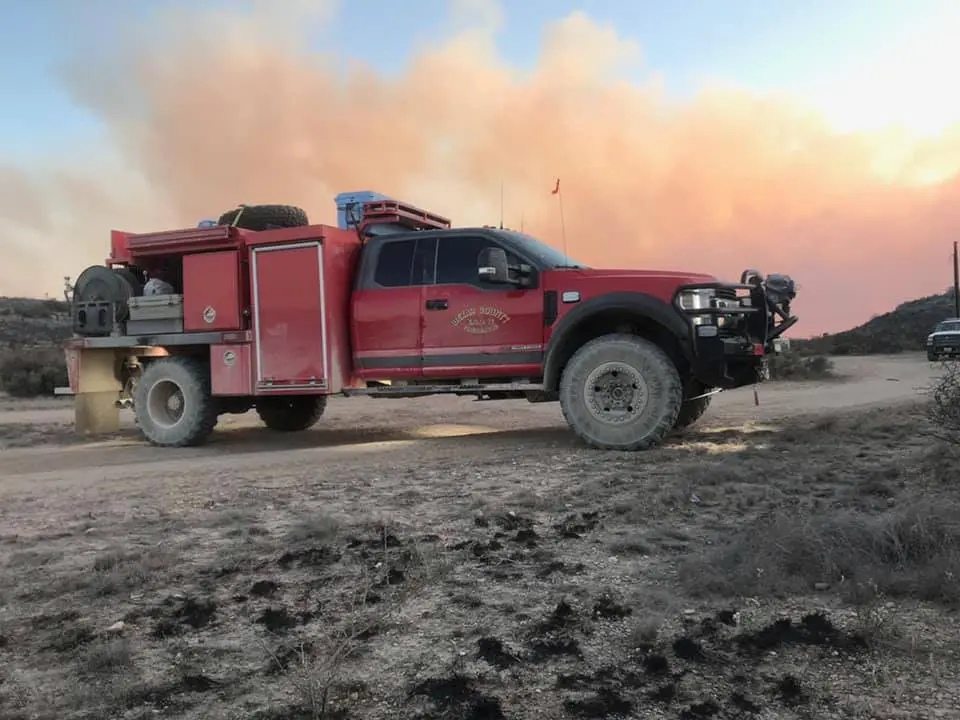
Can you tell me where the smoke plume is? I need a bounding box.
[3,1,960,335]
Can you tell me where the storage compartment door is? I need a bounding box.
[252,241,328,389]
[182,250,242,332]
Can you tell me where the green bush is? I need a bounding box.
[767,350,835,381]
[0,348,68,398]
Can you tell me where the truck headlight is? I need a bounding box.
[677,289,714,326]
[677,289,742,327]
[677,289,714,311]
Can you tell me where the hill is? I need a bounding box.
[0,296,71,349]
[796,289,957,356]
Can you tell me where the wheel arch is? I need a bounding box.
[543,292,693,392]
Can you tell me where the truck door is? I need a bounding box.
[350,236,434,379]
[351,236,420,378]
[421,234,544,377]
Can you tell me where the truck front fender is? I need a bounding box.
[543,292,693,390]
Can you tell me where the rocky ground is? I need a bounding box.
[0,354,958,720]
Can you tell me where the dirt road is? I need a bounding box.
[0,354,938,482]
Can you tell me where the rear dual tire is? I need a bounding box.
[134,357,217,447]
[559,334,683,451]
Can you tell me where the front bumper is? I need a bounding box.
[672,270,798,390]
[928,335,960,356]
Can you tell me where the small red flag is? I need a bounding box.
[551,178,560,195]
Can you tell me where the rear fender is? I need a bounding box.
[543,292,692,390]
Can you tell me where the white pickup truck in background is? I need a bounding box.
[926,318,960,361]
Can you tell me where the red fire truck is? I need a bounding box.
[63,192,797,451]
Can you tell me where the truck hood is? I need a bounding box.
[548,268,718,283]
[541,267,722,305]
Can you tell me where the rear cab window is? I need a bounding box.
[373,239,416,287]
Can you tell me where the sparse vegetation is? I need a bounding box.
[0,348,68,398]
[1,297,959,718]
[767,349,835,380]
[1,359,959,719]
[928,358,960,445]
[680,496,960,605]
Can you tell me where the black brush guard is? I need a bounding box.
[672,269,798,389]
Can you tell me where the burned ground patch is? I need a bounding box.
[520,608,872,718]
[407,674,506,720]
[150,595,217,638]
[2,399,959,719]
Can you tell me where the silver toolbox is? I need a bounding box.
[127,294,184,335]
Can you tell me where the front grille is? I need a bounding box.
[933,335,960,349]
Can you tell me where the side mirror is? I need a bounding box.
[478,247,511,284]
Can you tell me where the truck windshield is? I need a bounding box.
[936,320,960,332]
[492,229,588,269]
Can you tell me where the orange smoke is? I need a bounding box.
[3,3,960,336]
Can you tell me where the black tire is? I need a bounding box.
[134,357,217,447]
[217,204,309,231]
[256,395,327,432]
[929,352,938,362]
[673,379,713,432]
[559,333,683,451]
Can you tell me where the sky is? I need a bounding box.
[2,0,960,336]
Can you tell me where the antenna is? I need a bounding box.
[499,178,504,230]
[520,208,524,233]
[552,177,568,259]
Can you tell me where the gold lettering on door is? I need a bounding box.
[450,306,512,334]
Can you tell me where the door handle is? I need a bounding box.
[425,299,449,311]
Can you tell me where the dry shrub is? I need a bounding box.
[679,497,960,606]
[767,350,835,381]
[928,360,960,444]
[0,347,67,398]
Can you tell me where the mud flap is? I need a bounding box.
[74,348,123,435]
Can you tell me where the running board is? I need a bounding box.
[344,382,544,398]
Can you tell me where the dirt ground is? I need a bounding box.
[2,353,959,720]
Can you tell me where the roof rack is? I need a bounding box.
[360,199,451,232]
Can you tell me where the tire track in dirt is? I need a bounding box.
[0,354,938,486]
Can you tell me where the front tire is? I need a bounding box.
[673,379,713,432]
[134,357,217,447]
[256,396,327,432]
[929,352,939,362]
[559,334,682,451]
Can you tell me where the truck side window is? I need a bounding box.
[413,236,438,285]
[373,239,416,287]
[436,236,516,287]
